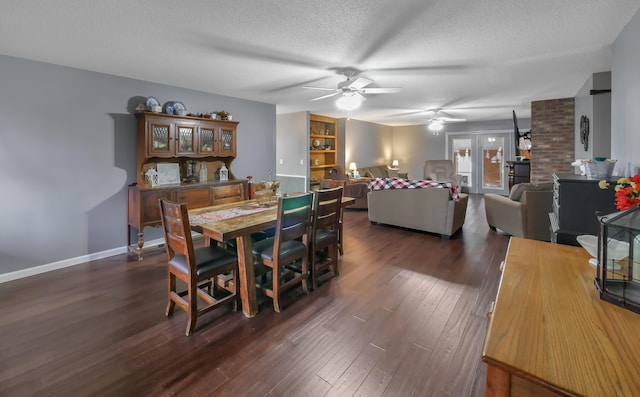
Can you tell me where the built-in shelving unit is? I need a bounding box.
[309,114,337,189]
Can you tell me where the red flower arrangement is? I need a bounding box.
[600,175,640,210]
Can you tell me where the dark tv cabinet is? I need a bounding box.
[549,173,619,246]
[506,160,530,190]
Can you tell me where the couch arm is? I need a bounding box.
[484,193,526,237]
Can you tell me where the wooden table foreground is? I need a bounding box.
[483,237,640,397]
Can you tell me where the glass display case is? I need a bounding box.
[595,206,640,313]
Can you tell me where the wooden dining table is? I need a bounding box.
[188,195,355,317]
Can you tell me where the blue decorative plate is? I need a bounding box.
[173,101,186,112]
[163,101,175,115]
[146,96,160,108]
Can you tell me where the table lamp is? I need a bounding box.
[349,162,358,178]
[391,159,399,170]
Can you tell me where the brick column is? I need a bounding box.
[530,98,575,183]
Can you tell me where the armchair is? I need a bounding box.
[424,160,463,187]
[484,182,553,241]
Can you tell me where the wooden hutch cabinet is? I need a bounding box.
[128,112,245,259]
[309,114,337,190]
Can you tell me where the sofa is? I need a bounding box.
[325,166,368,209]
[320,179,368,209]
[484,182,553,241]
[358,165,408,179]
[326,165,409,210]
[367,181,469,238]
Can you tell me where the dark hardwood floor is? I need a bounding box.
[0,194,509,397]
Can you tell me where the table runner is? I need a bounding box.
[189,204,272,226]
[368,177,460,201]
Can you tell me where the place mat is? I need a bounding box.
[189,204,272,226]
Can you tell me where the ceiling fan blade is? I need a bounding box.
[355,93,367,102]
[361,87,402,94]
[347,76,373,90]
[442,117,466,122]
[310,92,341,101]
[302,86,337,91]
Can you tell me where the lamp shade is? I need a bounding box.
[349,162,357,171]
[336,93,362,110]
[391,159,399,168]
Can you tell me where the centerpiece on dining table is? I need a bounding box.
[255,180,280,207]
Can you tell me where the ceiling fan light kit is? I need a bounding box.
[428,119,444,132]
[336,93,363,110]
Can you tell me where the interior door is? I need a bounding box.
[447,131,512,195]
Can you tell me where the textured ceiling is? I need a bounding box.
[1,0,639,126]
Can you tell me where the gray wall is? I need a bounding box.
[344,119,393,169]
[574,72,611,161]
[276,111,308,177]
[612,8,640,176]
[0,54,275,275]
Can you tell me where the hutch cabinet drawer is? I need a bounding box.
[176,188,211,209]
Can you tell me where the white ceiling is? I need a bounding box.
[1,0,638,126]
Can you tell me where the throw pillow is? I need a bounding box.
[370,167,386,178]
[387,169,399,178]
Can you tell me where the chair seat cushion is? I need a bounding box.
[252,238,307,262]
[169,246,237,277]
[314,228,337,246]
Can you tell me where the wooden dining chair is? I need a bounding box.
[251,193,313,312]
[320,179,346,255]
[310,186,343,289]
[159,199,239,336]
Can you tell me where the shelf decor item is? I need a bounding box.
[219,163,229,181]
[144,168,158,187]
[595,204,640,314]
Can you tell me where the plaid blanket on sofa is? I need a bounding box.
[368,177,460,201]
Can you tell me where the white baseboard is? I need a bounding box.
[0,237,167,284]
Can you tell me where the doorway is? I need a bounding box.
[447,131,513,195]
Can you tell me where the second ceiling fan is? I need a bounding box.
[425,109,466,133]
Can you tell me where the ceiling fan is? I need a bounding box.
[425,109,466,133]
[303,70,401,110]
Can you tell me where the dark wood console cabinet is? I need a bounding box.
[549,173,619,246]
[506,160,530,190]
[128,112,245,259]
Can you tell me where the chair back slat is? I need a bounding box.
[275,193,313,244]
[159,199,196,273]
[313,187,343,232]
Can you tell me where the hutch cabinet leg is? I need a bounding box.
[136,231,144,261]
[486,365,511,397]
